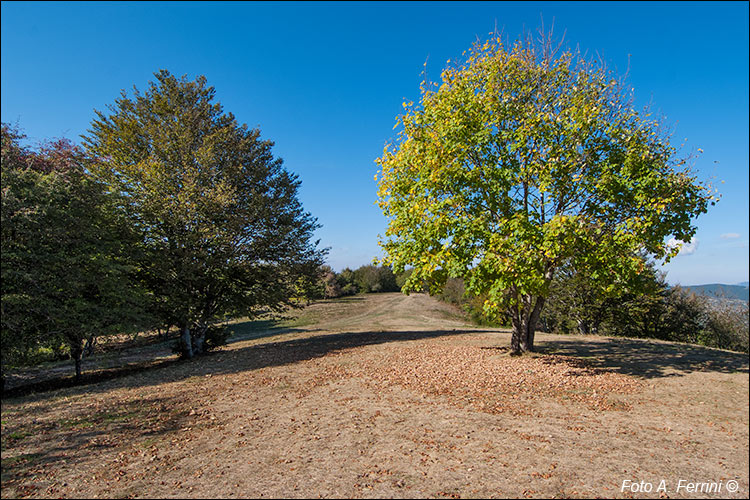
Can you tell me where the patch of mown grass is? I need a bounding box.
[57,410,141,430]
[58,417,97,429]
[1,428,33,451]
[228,297,369,339]
[139,436,161,448]
[4,430,31,441]
[101,411,139,423]
[228,314,314,342]
[278,314,317,328]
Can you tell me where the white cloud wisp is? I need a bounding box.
[667,237,699,256]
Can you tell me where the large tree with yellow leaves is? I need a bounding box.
[376,32,714,354]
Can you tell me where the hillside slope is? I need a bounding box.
[682,283,749,301]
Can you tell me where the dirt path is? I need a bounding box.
[2,293,748,498]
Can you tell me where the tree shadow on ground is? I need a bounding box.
[6,329,747,401]
[1,318,318,397]
[1,394,190,492]
[535,336,749,379]
[313,296,366,304]
[3,329,481,401]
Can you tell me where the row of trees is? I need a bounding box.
[541,261,749,352]
[435,259,748,353]
[300,264,402,300]
[322,265,401,297]
[1,71,326,384]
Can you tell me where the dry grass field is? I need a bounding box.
[2,292,748,498]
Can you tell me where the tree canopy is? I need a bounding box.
[1,124,146,380]
[375,32,714,354]
[83,70,326,358]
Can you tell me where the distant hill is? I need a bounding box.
[681,284,749,301]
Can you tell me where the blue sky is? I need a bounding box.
[2,1,748,285]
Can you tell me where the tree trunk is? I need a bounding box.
[528,295,545,350]
[192,324,207,356]
[83,335,96,357]
[510,294,547,355]
[519,316,536,352]
[577,319,590,335]
[510,313,523,355]
[181,326,194,359]
[71,344,83,380]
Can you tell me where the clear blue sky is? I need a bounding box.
[2,1,748,285]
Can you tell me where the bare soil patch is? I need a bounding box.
[2,293,748,498]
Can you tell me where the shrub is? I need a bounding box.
[203,325,231,352]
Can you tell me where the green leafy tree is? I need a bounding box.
[538,253,748,353]
[541,255,663,335]
[353,265,399,293]
[294,262,327,304]
[704,299,749,353]
[376,31,714,354]
[336,267,359,296]
[1,124,146,381]
[83,70,326,358]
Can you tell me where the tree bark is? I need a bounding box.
[520,319,535,352]
[73,349,83,380]
[510,313,522,355]
[181,326,194,359]
[526,295,545,350]
[511,294,547,354]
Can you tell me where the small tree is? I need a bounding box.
[337,267,359,296]
[84,71,326,358]
[320,265,342,298]
[294,262,327,304]
[376,30,714,354]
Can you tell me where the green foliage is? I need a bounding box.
[294,262,327,304]
[83,70,326,359]
[1,123,148,380]
[438,277,466,306]
[395,268,414,290]
[540,256,663,335]
[376,30,713,353]
[541,260,749,353]
[203,324,232,352]
[436,277,509,327]
[320,265,342,298]
[704,299,749,353]
[336,268,359,296]
[321,265,400,297]
[353,265,399,293]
